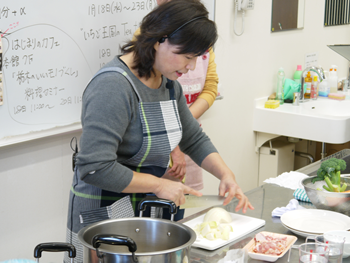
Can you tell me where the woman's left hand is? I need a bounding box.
[200,153,254,214]
[218,175,254,213]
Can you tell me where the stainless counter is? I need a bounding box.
[180,149,350,263]
[180,184,349,263]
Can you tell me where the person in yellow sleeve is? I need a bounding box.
[168,46,218,191]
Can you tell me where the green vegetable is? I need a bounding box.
[312,158,347,192]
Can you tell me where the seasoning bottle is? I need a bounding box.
[311,76,318,100]
[329,65,338,93]
[276,67,285,105]
[304,71,312,99]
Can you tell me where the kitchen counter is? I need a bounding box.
[180,149,350,262]
[180,183,349,263]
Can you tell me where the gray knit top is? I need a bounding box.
[76,56,217,193]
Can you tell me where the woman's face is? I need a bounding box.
[153,40,197,81]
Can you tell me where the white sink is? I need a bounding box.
[301,98,350,117]
[253,96,350,144]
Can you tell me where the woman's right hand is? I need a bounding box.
[167,146,186,181]
[154,178,202,207]
[124,172,201,207]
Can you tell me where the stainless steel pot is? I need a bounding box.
[302,176,350,216]
[78,197,196,263]
[34,242,76,263]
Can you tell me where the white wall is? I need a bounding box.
[1,0,350,261]
[199,0,350,197]
[0,132,81,262]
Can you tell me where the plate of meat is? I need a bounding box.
[243,231,297,262]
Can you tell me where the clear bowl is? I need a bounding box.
[302,176,350,216]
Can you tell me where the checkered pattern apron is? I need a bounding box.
[65,67,182,263]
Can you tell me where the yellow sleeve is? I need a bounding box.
[132,28,141,41]
[197,48,219,108]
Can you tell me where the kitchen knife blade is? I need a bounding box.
[180,195,226,209]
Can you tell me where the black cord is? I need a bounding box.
[69,137,79,255]
[70,137,78,152]
[70,137,78,171]
[159,16,206,43]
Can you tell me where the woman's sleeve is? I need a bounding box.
[197,48,219,108]
[76,74,135,193]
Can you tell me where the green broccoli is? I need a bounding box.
[312,158,347,192]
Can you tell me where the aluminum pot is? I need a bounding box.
[78,197,196,263]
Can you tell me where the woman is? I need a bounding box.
[65,1,253,262]
[146,0,220,219]
[134,0,219,207]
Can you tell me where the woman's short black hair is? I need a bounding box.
[121,0,218,79]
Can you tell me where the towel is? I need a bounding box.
[217,249,247,263]
[293,188,311,203]
[271,199,306,217]
[263,171,309,190]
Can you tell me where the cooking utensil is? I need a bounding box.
[306,234,345,261]
[78,197,196,263]
[280,209,350,237]
[34,242,76,263]
[302,176,350,216]
[298,243,329,263]
[325,230,350,258]
[4,243,75,263]
[180,195,226,209]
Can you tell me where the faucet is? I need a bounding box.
[300,66,326,102]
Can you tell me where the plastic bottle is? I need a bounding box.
[293,65,303,84]
[304,71,312,99]
[276,67,285,105]
[311,76,318,100]
[318,70,330,97]
[329,65,338,93]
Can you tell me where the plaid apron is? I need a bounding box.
[65,67,182,263]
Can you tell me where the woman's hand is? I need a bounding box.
[154,178,202,207]
[218,174,254,213]
[167,146,186,181]
[201,152,254,213]
[124,172,200,207]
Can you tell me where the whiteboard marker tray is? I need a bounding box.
[183,213,265,250]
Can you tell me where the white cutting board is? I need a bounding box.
[183,213,265,250]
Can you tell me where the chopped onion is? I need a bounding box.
[203,207,232,224]
[194,207,233,241]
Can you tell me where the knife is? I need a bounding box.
[180,195,226,209]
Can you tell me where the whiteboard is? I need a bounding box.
[0,0,215,147]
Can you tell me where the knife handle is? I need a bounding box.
[138,196,177,219]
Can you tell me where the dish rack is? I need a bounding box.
[296,149,350,176]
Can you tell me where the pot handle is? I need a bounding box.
[34,242,76,259]
[92,234,137,260]
[138,196,177,220]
